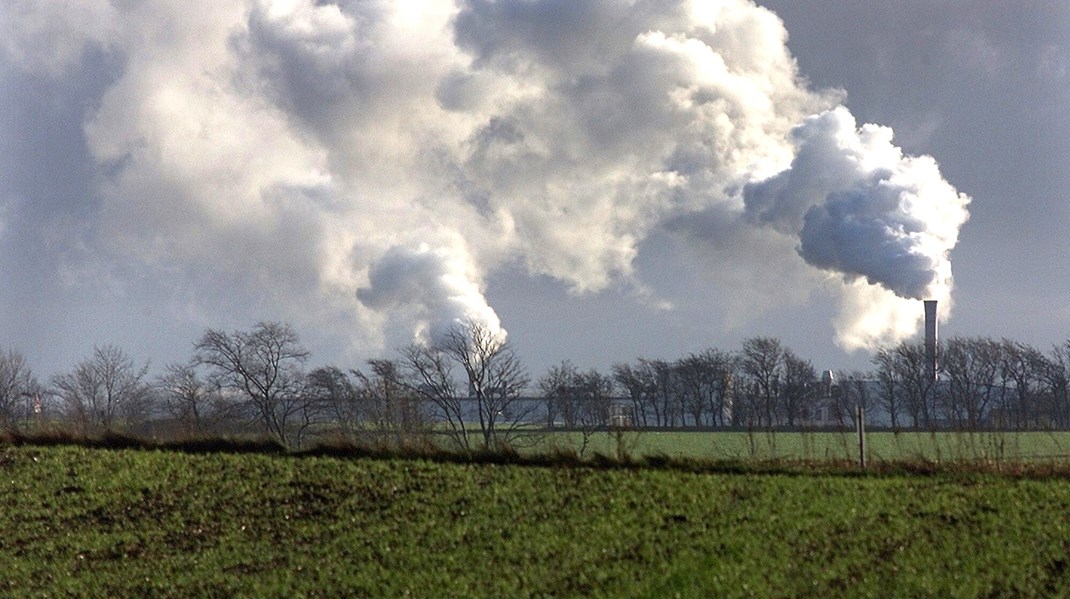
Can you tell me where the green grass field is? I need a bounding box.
[525,429,1070,463]
[4,443,1070,597]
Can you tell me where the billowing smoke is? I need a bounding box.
[356,243,504,347]
[744,107,969,301]
[0,0,970,360]
[742,107,969,348]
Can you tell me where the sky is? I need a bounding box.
[0,0,1067,381]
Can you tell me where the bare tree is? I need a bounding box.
[889,341,939,430]
[874,337,1070,432]
[401,342,469,449]
[539,361,613,455]
[673,350,735,427]
[541,361,577,428]
[999,340,1051,429]
[739,337,784,428]
[831,371,870,430]
[52,345,151,434]
[612,362,655,427]
[872,347,903,430]
[649,359,681,427]
[1045,341,1070,428]
[308,360,429,444]
[355,360,427,437]
[400,319,530,451]
[673,356,706,427]
[540,362,611,428]
[307,366,361,438]
[703,349,737,428]
[0,349,40,432]
[611,358,678,427]
[156,360,240,437]
[780,350,816,428]
[940,337,1002,430]
[194,322,313,447]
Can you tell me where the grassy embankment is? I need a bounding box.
[529,429,1070,463]
[3,441,1070,597]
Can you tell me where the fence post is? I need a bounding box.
[856,404,866,469]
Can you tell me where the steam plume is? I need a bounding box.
[0,0,971,359]
[743,107,969,348]
[356,243,504,347]
[744,107,969,301]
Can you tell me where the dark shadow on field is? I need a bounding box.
[5,429,1070,480]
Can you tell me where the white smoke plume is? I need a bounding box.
[0,0,970,361]
[744,107,969,300]
[356,243,504,347]
[743,107,970,348]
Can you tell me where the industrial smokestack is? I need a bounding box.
[924,300,938,382]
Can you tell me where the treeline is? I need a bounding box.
[873,338,1070,431]
[2,321,1070,449]
[0,320,534,451]
[545,337,1070,433]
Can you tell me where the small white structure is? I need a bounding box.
[608,403,634,428]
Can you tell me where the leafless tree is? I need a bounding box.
[673,356,706,427]
[307,366,361,438]
[649,359,681,427]
[156,360,241,437]
[739,337,784,428]
[886,341,939,429]
[194,322,314,447]
[0,349,40,432]
[611,358,679,427]
[541,361,576,428]
[673,350,735,427]
[612,362,655,427]
[1044,341,1070,428]
[872,347,903,430]
[999,339,1051,429]
[308,360,429,444]
[780,350,816,428]
[539,361,613,455]
[705,349,738,427]
[871,337,1070,431]
[399,319,530,451]
[940,337,1002,430]
[831,371,870,429]
[51,345,151,434]
[355,360,427,437]
[401,342,469,448]
[540,362,611,428]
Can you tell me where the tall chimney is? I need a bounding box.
[924,300,938,382]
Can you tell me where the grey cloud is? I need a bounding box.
[799,186,935,299]
[241,3,378,137]
[0,42,125,344]
[454,0,688,73]
[434,70,483,112]
[743,109,868,232]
